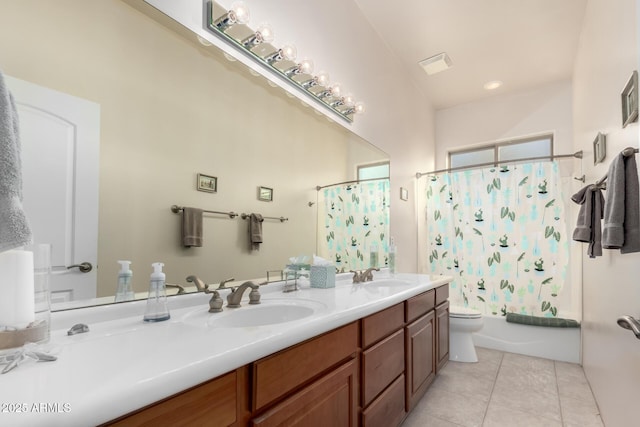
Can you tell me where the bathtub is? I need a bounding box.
[472,314,581,363]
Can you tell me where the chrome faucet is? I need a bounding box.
[351,267,380,283]
[186,276,236,313]
[226,281,261,308]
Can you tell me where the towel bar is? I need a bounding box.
[171,205,238,218]
[240,213,288,222]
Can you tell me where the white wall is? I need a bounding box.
[434,80,574,169]
[573,1,640,426]
[154,0,436,273]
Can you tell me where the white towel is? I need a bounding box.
[0,71,32,252]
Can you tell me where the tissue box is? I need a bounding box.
[310,265,336,288]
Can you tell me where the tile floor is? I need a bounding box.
[402,347,604,427]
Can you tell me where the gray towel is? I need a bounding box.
[505,313,580,328]
[181,207,203,247]
[0,71,32,252]
[250,213,263,251]
[602,151,640,254]
[571,184,603,258]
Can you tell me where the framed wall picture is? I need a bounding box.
[621,70,638,128]
[197,173,217,193]
[258,186,273,202]
[593,132,606,165]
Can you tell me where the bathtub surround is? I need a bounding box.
[0,71,32,252]
[425,161,570,319]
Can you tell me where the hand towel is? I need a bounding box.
[181,207,203,247]
[0,71,32,252]
[602,151,640,254]
[571,184,603,258]
[250,213,263,251]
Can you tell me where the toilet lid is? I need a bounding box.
[450,305,482,319]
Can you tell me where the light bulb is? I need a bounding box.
[256,23,274,44]
[343,93,355,107]
[316,71,330,87]
[298,58,314,74]
[354,102,366,114]
[229,1,250,25]
[280,44,297,61]
[330,83,342,98]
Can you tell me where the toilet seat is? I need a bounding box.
[450,305,482,319]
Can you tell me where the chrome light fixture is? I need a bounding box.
[205,0,364,122]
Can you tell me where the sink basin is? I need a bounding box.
[180,299,327,328]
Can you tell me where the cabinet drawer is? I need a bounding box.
[361,303,404,348]
[361,374,405,427]
[107,370,237,427]
[362,329,404,407]
[253,322,358,411]
[435,284,449,306]
[251,358,358,427]
[405,290,435,323]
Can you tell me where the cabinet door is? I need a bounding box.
[107,370,238,427]
[436,301,450,372]
[251,358,358,427]
[405,311,435,411]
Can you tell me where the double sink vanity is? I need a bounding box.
[0,272,451,427]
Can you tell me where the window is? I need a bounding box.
[449,134,553,170]
[357,162,390,181]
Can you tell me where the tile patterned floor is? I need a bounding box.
[402,347,604,427]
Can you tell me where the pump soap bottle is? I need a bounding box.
[115,260,134,302]
[389,237,397,276]
[143,262,170,322]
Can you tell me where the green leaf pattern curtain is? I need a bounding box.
[318,179,390,271]
[425,162,569,317]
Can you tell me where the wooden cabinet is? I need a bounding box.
[106,283,451,427]
[436,300,450,372]
[252,322,358,412]
[405,311,435,411]
[251,358,358,427]
[360,303,406,426]
[105,369,243,427]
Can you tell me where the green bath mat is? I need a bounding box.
[505,313,580,328]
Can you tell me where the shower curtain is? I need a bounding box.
[425,162,569,317]
[317,179,390,272]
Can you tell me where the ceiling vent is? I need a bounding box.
[419,52,452,75]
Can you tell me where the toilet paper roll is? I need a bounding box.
[0,250,35,328]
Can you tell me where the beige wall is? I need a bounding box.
[573,1,640,426]
[0,0,384,296]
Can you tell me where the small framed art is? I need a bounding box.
[197,173,217,193]
[258,186,273,202]
[622,70,638,128]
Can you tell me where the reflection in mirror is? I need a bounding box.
[0,0,389,310]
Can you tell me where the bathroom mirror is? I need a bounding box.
[0,0,388,309]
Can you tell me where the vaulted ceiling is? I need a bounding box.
[353,0,588,110]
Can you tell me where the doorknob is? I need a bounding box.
[67,262,93,273]
[616,315,640,339]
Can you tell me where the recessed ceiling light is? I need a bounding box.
[419,52,452,76]
[484,80,503,90]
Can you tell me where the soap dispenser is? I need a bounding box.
[389,237,397,276]
[143,262,170,322]
[115,260,134,302]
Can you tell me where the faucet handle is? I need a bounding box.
[218,277,235,290]
[208,291,224,313]
[249,288,261,305]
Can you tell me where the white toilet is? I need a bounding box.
[449,305,484,363]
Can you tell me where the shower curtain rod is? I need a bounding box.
[316,177,387,191]
[415,150,583,179]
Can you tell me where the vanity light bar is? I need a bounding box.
[205,1,364,123]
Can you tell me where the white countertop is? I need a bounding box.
[0,272,451,427]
